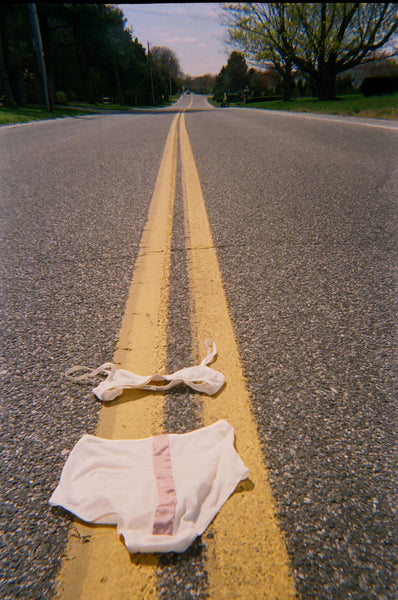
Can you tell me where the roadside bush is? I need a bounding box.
[336,75,354,95]
[56,91,68,104]
[245,95,283,103]
[213,92,245,103]
[361,76,398,96]
[212,93,284,105]
[227,92,242,102]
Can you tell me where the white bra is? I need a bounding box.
[65,339,225,401]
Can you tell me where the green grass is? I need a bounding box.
[0,95,182,126]
[0,104,99,126]
[211,93,398,120]
[68,101,131,111]
[5,94,395,124]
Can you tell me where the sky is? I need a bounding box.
[119,3,230,77]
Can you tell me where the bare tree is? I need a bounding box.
[222,3,300,100]
[151,46,182,79]
[222,3,398,100]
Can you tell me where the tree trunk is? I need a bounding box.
[38,9,54,110]
[282,73,294,101]
[282,60,294,101]
[316,64,337,101]
[114,59,123,103]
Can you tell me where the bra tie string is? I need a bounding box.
[200,339,217,366]
[65,339,218,383]
[65,363,116,383]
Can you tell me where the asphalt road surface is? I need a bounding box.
[1,94,397,599]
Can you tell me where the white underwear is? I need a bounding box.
[65,340,225,401]
[49,420,249,553]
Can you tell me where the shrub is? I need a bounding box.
[336,75,354,95]
[244,95,283,103]
[56,91,68,104]
[226,92,242,102]
[361,76,398,97]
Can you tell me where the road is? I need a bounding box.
[0,94,397,599]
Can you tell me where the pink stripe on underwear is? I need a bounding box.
[152,434,177,535]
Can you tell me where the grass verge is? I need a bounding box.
[210,93,398,120]
[0,95,182,126]
[0,105,100,126]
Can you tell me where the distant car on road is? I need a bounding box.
[185,90,191,95]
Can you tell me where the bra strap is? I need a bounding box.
[65,363,115,383]
[65,339,218,384]
[200,339,217,366]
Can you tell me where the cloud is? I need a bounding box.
[165,37,200,44]
[123,3,220,23]
[121,3,227,76]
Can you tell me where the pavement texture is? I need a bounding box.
[185,103,398,599]
[1,96,397,599]
[0,112,174,599]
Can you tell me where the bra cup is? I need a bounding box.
[93,371,157,401]
[167,366,225,394]
[94,383,123,402]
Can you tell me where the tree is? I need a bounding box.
[212,65,229,100]
[0,6,17,106]
[222,3,300,100]
[151,46,181,80]
[226,50,249,91]
[0,4,159,107]
[150,46,182,99]
[0,4,36,104]
[60,3,130,103]
[292,3,397,100]
[222,3,398,100]
[246,66,280,96]
[212,51,249,100]
[183,73,216,94]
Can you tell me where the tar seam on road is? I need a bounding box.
[180,111,297,599]
[157,114,209,599]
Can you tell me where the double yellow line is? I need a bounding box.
[55,108,296,599]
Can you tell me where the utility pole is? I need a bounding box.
[147,42,155,106]
[28,3,51,111]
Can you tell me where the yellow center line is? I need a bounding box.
[179,112,297,599]
[54,112,180,600]
[55,96,297,600]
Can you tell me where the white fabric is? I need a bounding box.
[65,339,225,401]
[49,420,249,553]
